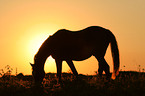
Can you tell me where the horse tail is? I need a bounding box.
[109,32,120,79]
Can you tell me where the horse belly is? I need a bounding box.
[72,53,92,61]
[65,44,93,61]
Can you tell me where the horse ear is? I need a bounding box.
[30,62,34,67]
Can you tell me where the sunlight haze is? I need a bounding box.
[0,0,145,75]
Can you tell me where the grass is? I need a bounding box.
[0,71,145,96]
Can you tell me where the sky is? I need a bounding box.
[0,0,145,75]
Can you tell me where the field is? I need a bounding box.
[0,71,145,96]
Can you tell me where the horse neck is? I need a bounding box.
[34,36,52,68]
[34,54,48,69]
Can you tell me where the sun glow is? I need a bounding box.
[26,31,56,73]
[15,23,60,74]
[26,23,58,57]
[28,34,48,57]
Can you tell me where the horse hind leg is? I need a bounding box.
[96,57,111,79]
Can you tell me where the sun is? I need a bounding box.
[28,33,56,72]
[27,32,56,65]
[24,23,60,73]
[28,34,48,56]
[26,23,57,58]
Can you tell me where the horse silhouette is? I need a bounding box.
[30,26,119,84]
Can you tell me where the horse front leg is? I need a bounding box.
[66,60,78,78]
[55,59,62,83]
[98,62,103,77]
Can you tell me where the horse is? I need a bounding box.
[30,26,119,84]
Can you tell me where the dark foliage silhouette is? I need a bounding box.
[1,71,145,96]
[16,73,24,80]
[30,26,119,84]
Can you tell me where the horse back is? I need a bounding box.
[52,26,110,41]
[49,26,111,60]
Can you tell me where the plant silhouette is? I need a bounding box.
[30,26,119,85]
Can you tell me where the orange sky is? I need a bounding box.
[0,0,145,75]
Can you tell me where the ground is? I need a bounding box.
[0,71,145,96]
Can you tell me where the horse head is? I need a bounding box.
[30,63,45,85]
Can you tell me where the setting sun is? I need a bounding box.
[24,23,57,57]
[28,33,48,57]
[25,24,57,73]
